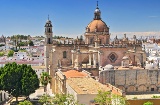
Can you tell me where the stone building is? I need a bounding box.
[44,3,145,94]
[99,68,160,94]
[0,35,6,44]
[53,69,122,105]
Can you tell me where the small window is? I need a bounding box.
[100,39,102,44]
[108,52,118,63]
[90,38,94,44]
[151,88,154,91]
[48,28,51,32]
[48,38,51,44]
[63,51,67,58]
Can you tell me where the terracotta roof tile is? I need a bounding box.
[63,70,88,78]
[67,77,122,95]
[67,77,110,94]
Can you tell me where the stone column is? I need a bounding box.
[93,53,97,67]
[98,52,100,66]
[76,51,82,70]
[95,42,97,48]
[76,53,79,69]
[89,53,92,65]
[86,37,89,44]
[72,53,74,65]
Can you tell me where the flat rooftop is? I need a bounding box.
[31,66,46,69]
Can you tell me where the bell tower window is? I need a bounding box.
[48,28,51,33]
[63,51,67,58]
[48,38,51,44]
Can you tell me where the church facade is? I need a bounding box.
[44,4,146,94]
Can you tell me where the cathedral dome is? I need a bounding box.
[103,64,114,70]
[86,2,108,33]
[86,20,108,32]
[145,64,154,70]
[94,7,101,14]
[122,56,129,60]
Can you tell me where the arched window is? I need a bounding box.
[48,38,50,44]
[48,28,51,32]
[63,51,67,58]
[100,39,102,44]
[90,38,94,44]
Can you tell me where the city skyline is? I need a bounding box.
[0,0,160,38]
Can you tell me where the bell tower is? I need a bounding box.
[45,15,53,44]
[44,15,53,72]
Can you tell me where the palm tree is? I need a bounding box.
[40,72,51,92]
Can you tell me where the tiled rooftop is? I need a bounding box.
[67,77,111,94]
[63,70,88,78]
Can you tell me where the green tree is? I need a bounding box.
[94,90,128,105]
[18,100,33,105]
[7,50,14,57]
[53,94,79,105]
[28,40,34,46]
[0,62,39,102]
[0,68,2,90]
[94,90,111,105]
[39,94,52,105]
[143,101,153,105]
[40,72,51,92]
[112,94,127,105]
[39,93,81,105]
[0,44,5,47]
[21,64,39,97]
[0,52,5,57]
[18,41,28,46]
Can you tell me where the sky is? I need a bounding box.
[0,0,160,39]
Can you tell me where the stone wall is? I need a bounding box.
[99,69,160,94]
[100,47,127,66]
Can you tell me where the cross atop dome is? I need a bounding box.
[94,1,101,20]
